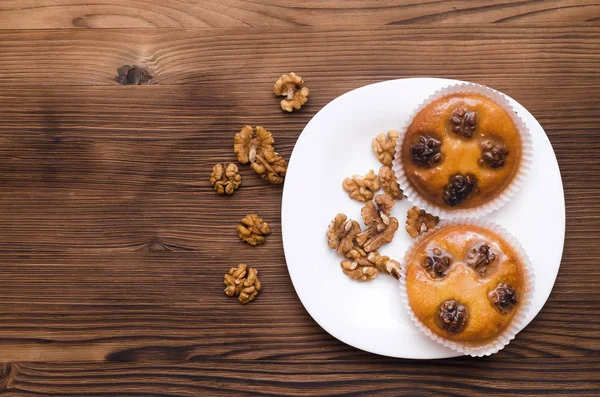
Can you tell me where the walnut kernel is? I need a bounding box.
[466,243,496,276]
[411,136,442,167]
[326,213,364,259]
[443,173,477,207]
[378,166,403,200]
[437,300,469,334]
[369,251,401,280]
[237,214,271,246]
[341,256,378,282]
[234,126,287,184]
[372,130,399,166]
[421,247,453,279]
[340,251,401,282]
[489,283,518,314]
[342,170,381,202]
[356,194,399,252]
[223,264,262,304]
[480,141,509,168]
[405,206,439,238]
[450,107,477,138]
[210,163,241,195]
[273,72,310,112]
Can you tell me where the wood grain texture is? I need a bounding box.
[0,359,598,396]
[0,20,599,397]
[0,0,599,29]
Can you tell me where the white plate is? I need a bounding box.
[281,78,565,359]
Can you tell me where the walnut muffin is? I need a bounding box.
[395,84,531,218]
[401,221,532,356]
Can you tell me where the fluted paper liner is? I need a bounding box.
[398,219,535,357]
[392,82,533,219]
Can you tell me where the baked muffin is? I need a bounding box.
[395,84,531,217]
[401,221,532,356]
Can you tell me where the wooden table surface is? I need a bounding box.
[0,1,599,396]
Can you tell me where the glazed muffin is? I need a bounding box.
[401,221,532,356]
[395,84,531,217]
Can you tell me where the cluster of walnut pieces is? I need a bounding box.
[210,163,241,195]
[273,72,310,112]
[343,131,406,203]
[405,206,439,238]
[326,195,401,283]
[234,126,287,185]
[216,74,308,305]
[237,214,271,246]
[223,264,262,304]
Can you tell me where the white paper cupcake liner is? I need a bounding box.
[398,219,535,357]
[392,82,533,219]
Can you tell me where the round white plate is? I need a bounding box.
[281,78,565,359]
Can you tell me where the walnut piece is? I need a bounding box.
[369,251,401,280]
[116,65,152,85]
[411,136,443,167]
[489,283,518,314]
[443,173,477,207]
[237,214,271,246]
[326,213,364,259]
[342,170,381,202]
[223,264,262,304]
[210,163,241,195]
[421,247,453,279]
[356,194,399,252]
[273,72,310,112]
[234,126,287,184]
[450,107,477,138]
[341,256,378,282]
[378,166,403,200]
[340,251,401,282]
[437,300,469,334]
[480,141,509,168]
[372,130,399,166]
[466,243,496,276]
[405,206,439,238]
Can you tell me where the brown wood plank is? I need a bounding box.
[0,0,599,29]
[0,25,599,87]
[0,359,599,396]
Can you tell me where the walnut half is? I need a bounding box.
[369,251,401,280]
[356,194,399,252]
[378,165,403,200]
[234,126,287,184]
[223,264,262,304]
[342,170,381,202]
[372,130,399,166]
[405,206,439,238]
[210,163,241,195]
[326,213,364,259]
[340,251,401,282]
[273,72,310,112]
[237,214,271,246]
